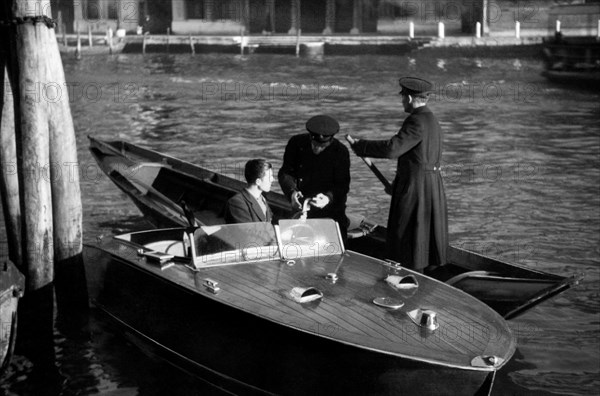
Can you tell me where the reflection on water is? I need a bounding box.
[1,51,598,395]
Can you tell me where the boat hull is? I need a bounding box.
[0,260,25,374]
[84,245,498,395]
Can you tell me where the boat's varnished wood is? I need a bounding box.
[97,236,515,371]
[85,245,499,395]
[0,261,25,373]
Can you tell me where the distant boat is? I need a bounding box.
[0,260,25,374]
[84,218,516,395]
[88,137,581,320]
[542,35,600,87]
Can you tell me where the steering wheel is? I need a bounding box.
[286,223,317,244]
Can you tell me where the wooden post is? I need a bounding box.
[108,28,113,54]
[240,28,245,55]
[0,67,23,268]
[166,27,170,53]
[10,0,56,375]
[88,25,93,48]
[76,28,81,59]
[62,24,67,47]
[1,0,86,369]
[482,0,489,36]
[45,15,88,335]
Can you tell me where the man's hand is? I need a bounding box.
[310,193,330,209]
[291,191,304,210]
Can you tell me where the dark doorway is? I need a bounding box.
[335,0,353,33]
[363,0,378,33]
[51,0,74,33]
[144,0,172,34]
[300,0,326,33]
[249,0,271,33]
[274,0,291,33]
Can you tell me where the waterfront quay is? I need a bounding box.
[58,32,546,57]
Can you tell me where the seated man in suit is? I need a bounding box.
[224,159,274,224]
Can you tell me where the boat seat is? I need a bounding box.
[195,209,225,226]
[144,240,187,257]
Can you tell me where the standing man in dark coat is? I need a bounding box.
[224,159,274,224]
[350,77,448,272]
[278,115,351,236]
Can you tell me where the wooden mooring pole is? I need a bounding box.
[1,0,86,383]
[142,32,148,54]
[296,28,301,57]
[76,32,81,59]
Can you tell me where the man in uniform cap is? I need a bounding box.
[278,115,350,237]
[349,77,448,273]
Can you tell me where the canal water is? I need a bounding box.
[1,49,598,395]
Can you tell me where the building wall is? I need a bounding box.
[68,0,598,36]
[72,0,140,34]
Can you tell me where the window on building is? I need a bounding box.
[107,0,119,20]
[187,0,204,19]
[87,0,101,20]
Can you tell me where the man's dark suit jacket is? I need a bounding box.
[224,189,273,224]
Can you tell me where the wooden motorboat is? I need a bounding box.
[541,35,600,88]
[83,218,516,395]
[88,137,580,320]
[0,260,25,374]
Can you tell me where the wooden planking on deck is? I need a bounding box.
[167,254,511,367]
[106,231,513,368]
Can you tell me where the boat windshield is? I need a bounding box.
[190,219,344,267]
[277,219,343,260]
[192,222,279,266]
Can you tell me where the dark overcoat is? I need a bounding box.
[224,189,273,224]
[353,106,448,271]
[278,134,350,230]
